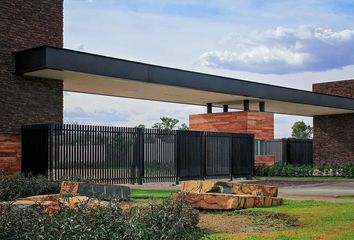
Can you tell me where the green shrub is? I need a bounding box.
[0,196,201,240]
[255,163,354,178]
[0,174,60,201]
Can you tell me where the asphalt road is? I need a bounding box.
[278,181,354,202]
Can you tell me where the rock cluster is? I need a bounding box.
[4,181,130,215]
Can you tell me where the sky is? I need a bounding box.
[63,0,354,138]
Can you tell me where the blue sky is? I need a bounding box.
[63,0,354,137]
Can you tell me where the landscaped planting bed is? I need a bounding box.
[2,175,354,239]
[256,164,354,178]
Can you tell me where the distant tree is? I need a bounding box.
[135,124,145,128]
[178,123,189,130]
[291,121,313,139]
[152,117,179,130]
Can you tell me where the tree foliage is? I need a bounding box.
[178,123,189,130]
[291,121,312,139]
[152,117,188,130]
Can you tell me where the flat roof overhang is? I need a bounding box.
[14,46,354,116]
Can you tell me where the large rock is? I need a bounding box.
[181,180,278,197]
[230,182,278,197]
[13,194,109,215]
[181,192,282,210]
[61,181,130,200]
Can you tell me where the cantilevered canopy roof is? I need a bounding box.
[14,46,354,116]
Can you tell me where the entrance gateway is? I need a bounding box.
[1,1,354,176]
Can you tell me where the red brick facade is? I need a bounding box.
[0,134,21,174]
[255,155,275,167]
[0,1,64,174]
[189,111,274,140]
[312,80,354,166]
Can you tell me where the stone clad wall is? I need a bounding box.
[0,0,64,174]
[0,134,21,174]
[189,111,274,140]
[312,80,354,166]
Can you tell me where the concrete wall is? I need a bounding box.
[189,111,274,140]
[313,80,354,166]
[0,0,64,174]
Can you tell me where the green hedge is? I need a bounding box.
[0,174,60,201]
[255,164,354,178]
[0,196,201,240]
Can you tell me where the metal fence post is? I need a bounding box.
[137,128,144,185]
[175,131,180,185]
[229,134,233,181]
[281,138,288,164]
[201,132,206,180]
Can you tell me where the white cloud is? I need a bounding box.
[198,26,354,74]
[63,1,354,137]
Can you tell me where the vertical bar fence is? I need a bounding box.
[22,124,255,184]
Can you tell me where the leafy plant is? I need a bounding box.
[0,195,201,240]
[255,163,354,178]
[0,174,60,201]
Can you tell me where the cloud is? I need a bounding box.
[64,107,130,125]
[197,26,354,74]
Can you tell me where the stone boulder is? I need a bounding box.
[181,180,278,197]
[179,180,282,210]
[61,181,130,200]
[181,192,282,210]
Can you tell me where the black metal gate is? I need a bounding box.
[21,124,255,183]
[21,125,50,175]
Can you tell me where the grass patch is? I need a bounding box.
[336,195,354,199]
[230,210,300,228]
[131,188,178,199]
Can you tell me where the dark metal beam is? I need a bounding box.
[13,46,354,112]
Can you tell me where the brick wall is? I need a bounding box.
[255,155,275,167]
[0,1,64,174]
[0,134,21,174]
[189,111,274,140]
[312,80,354,166]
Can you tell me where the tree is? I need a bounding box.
[152,117,179,130]
[178,123,189,130]
[135,124,145,128]
[291,121,313,139]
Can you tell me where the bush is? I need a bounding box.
[0,196,201,240]
[0,174,60,201]
[255,163,354,178]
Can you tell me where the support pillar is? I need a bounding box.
[243,100,250,111]
[259,102,265,112]
[223,105,229,113]
[0,1,64,174]
[207,103,212,113]
[313,80,354,166]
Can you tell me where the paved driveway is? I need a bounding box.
[278,181,354,202]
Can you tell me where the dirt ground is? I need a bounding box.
[198,210,299,234]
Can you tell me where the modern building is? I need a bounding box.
[1,1,353,174]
